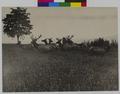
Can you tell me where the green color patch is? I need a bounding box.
[59,2,70,7]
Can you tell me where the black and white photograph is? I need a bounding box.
[2,7,118,92]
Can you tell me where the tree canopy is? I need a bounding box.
[2,7,33,44]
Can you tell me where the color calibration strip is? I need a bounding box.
[38,0,87,7]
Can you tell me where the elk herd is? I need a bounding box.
[29,34,114,55]
[30,35,75,50]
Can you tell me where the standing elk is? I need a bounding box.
[62,35,76,50]
[56,38,63,49]
[30,34,42,49]
[41,38,48,45]
[48,38,57,49]
[41,38,57,50]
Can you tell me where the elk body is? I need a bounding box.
[41,38,57,50]
[30,35,42,49]
[60,35,76,50]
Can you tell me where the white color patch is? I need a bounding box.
[54,0,65,2]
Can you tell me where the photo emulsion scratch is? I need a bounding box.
[2,7,118,92]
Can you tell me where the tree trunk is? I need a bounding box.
[17,35,21,45]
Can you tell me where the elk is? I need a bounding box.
[48,38,57,49]
[66,35,74,45]
[48,38,53,44]
[41,38,57,50]
[41,38,48,45]
[61,35,75,50]
[56,38,63,49]
[30,34,42,49]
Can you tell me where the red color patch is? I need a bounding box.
[81,2,87,7]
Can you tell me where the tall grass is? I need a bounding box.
[3,44,118,91]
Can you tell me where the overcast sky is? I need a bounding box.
[2,7,117,44]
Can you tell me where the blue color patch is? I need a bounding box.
[38,2,49,7]
[49,2,59,7]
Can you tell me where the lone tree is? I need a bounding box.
[2,7,33,45]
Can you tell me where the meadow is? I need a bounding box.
[2,44,118,92]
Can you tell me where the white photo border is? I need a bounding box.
[0,0,119,94]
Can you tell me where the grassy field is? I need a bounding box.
[2,44,118,92]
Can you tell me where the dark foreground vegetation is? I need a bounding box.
[3,43,118,92]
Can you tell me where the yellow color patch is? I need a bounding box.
[70,2,81,7]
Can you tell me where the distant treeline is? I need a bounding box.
[76,38,118,54]
[79,38,118,49]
